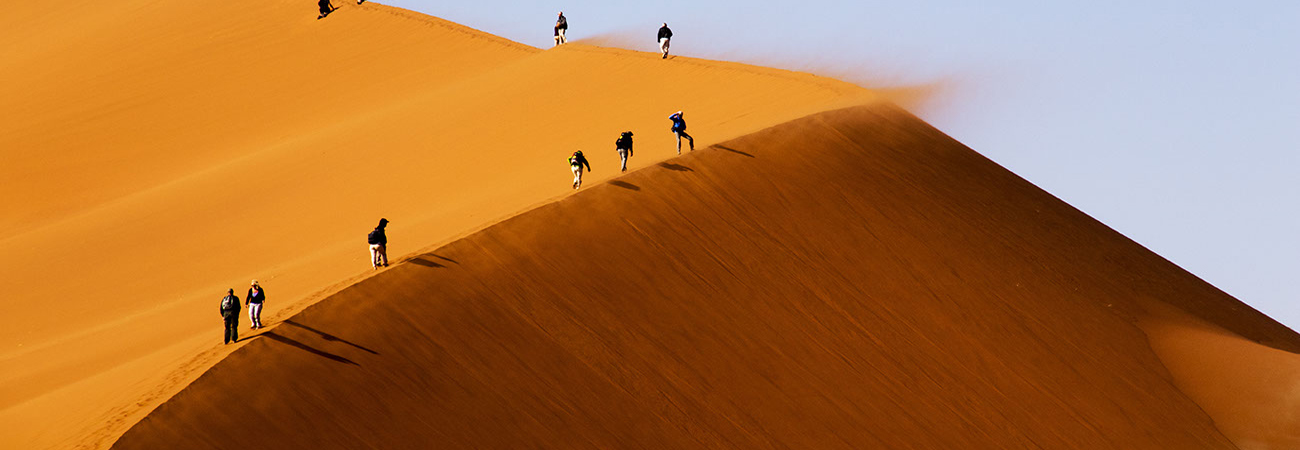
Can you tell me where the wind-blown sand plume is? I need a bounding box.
[0,1,877,448]
[113,104,1299,449]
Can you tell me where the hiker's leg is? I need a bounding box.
[249,303,261,328]
[225,318,238,343]
[683,131,694,150]
[675,132,683,154]
[559,29,566,44]
[378,244,388,266]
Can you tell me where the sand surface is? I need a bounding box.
[6,0,1299,448]
[0,0,875,448]
[113,105,1299,449]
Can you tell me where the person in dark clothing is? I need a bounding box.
[669,111,694,154]
[317,0,335,19]
[615,131,634,172]
[368,218,390,269]
[568,150,591,189]
[554,12,568,46]
[657,23,673,59]
[246,280,266,330]
[220,289,241,344]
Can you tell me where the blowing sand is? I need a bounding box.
[4,0,1298,448]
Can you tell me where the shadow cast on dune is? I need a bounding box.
[712,145,755,158]
[608,180,641,191]
[260,332,359,366]
[657,162,694,172]
[408,257,447,269]
[283,320,379,355]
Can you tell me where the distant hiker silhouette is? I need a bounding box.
[317,0,335,19]
[246,280,266,330]
[554,12,568,46]
[220,289,241,344]
[669,111,694,154]
[569,150,591,189]
[615,131,634,172]
[657,23,673,58]
[368,218,389,269]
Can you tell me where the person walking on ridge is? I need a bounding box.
[317,0,335,19]
[657,23,673,59]
[669,111,694,154]
[246,280,266,330]
[554,12,568,46]
[615,131,634,172]
[569,150,591,189]
[220,289,241,344]
[368,218,390,269]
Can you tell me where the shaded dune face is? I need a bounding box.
[114,105,1295,449]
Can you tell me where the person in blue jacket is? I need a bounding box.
[246,280,266,330]
[669,111,694,154]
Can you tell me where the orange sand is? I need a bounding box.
[114,105,1298,449]
[0,0,873,448]
[4,0,1298,448]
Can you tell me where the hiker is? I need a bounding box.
[246,280,266,330]
[569,150,591,189]
[317,0,335,19]
[615,131,634,172]
[554,12,568,46]
[220,289,241,344]
[657,23,673,58]
[368,218,389,269]
[669,111,694,154]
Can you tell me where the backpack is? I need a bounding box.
[617,131,633,149]
[221,295,236,311]
[367,230,379,245]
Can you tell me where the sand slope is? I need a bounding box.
[114,104,1300,449]
[0,1,877,448]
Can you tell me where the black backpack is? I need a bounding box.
[367,230,380,245]
[617,131,633,149]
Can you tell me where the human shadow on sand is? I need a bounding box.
[283,320,379,355]
[429,254,459,264]
[608,180,641,191]
[658,162,694,172]
[713,145,755,158]
[409,257,446,269]
[262,331,359,366]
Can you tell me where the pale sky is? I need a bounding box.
[387,0,1299,330]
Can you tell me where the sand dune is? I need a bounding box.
[113,104,1300,449]
[8,0,1299,448]
[0,0,876,448]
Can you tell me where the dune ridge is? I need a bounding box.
[113,104,1300,449]
[0,1,881,448]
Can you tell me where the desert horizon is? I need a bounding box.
[3,1,1298,449]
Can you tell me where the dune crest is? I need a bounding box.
[113,104,1298,449]
[0,1,878,448]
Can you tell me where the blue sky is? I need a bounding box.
[387,0,1299,330]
